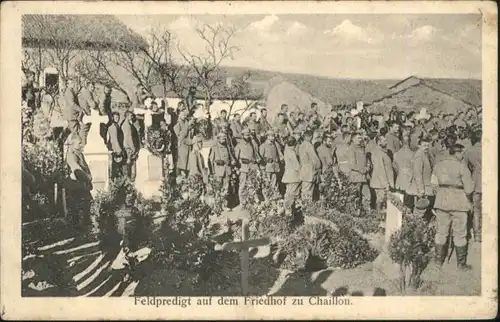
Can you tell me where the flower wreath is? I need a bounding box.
[146,126,171,158]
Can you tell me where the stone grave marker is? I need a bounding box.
[82,109,111,195]
[134,109,164,198]
[372,192,404,278]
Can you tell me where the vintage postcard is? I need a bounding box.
[1,0,497,320]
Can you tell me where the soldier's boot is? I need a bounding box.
[434,243,448,266]
[456,246,473,271]
[423,243,447,281]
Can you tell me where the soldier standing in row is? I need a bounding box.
[369,134,395,213]
[347,132,370,215]
[282,136,301,211]
[208,132,235,209]
[174,110,193,178]
[432,144,474,270]
[78,79,98,147]
[234,128,259,203]
[65,134,93,227]
[121,111,140,182]
[464,127,482,242]
[298,131,322,203]
[259,130,282,188]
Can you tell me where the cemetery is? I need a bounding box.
[22,110,481,297]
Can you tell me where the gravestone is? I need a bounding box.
[134,109,164,198]
[372,192,403,278]
[82,110,110,195]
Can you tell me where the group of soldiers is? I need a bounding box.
[22,74,483,271]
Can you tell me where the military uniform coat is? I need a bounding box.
[406,149,434,196]
[173,119,192,171]
[316,144,336,173]
[464,143,482,193]
[106,122,123,153]
[392,145,414,192]
[369,146,394,189]
[63,88,82,122]
[334,137,351,174]
[386,133,402,155]
[235,141,258,173]
[282,145,301,184]
[347,145,368,183]
[208,143,232,177]
[432,155,474,212]
[188,148,207,177]
[298,140,321,183]
[66,148,93,191]
[121,120,141,158]
[259,141,281,173]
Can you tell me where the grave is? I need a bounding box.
[215,207,270,295]
[82,109,111,195]
[134,108,164,198]
[372,192,403,278]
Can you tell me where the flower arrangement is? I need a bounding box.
[146,126,170,158]
[388,193,436,292]
[193,118,213,140]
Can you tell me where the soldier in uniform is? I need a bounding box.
[121,111,140,182]
[188,135,208,184]
[106,112,124,180]
[259,130,283,187]
[282,136,301,212]
[173,110,193,178]
[385,121,402,158]
[78,79,98,147]
[405,136,434,212]
[98,85,113,144]
[392,132,415,210]
[258,108,272,134]
[64,134,93,227]
[369,134,395,213]
[432,144,475,270]
[63,76,84,140]
[229,113,242,144]
[335,125,352,176]
[316,134,342,186]
[234,128,259,203]
[464,127,482,242]
[347,132,370,215]
[275,113,290,150]
[208,132,235,209]
[298,130,322,203]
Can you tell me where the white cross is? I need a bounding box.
[214,209,270,295]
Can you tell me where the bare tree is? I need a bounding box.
[220,71,262,116]
[75,51,132,103]
[140,28,187,98]
[177,24,239,112]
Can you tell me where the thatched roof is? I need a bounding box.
[22,15,147,51]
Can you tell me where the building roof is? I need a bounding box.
[387,75,481,107]
[22,15,148,51]
[270,74,392,106]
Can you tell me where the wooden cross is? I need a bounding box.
[214,215,270,296]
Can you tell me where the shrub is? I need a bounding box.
[388,194,436,292]
[152,193,219,284]
[278,221,379,271]
[90,178,155,251]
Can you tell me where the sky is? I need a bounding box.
[117,14,481,80]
